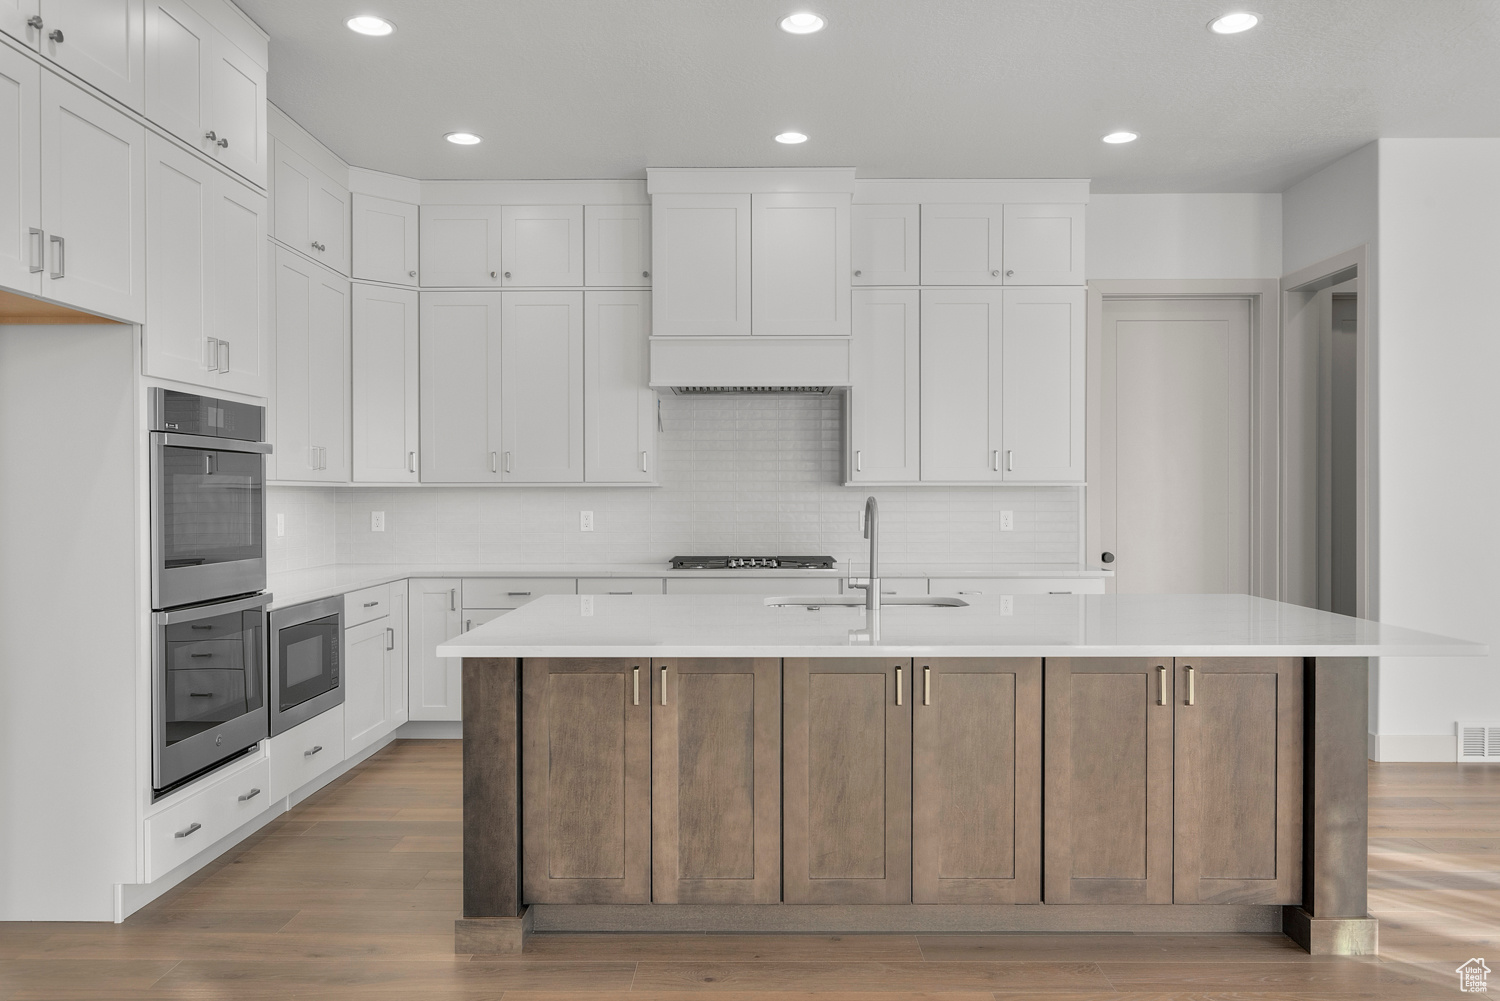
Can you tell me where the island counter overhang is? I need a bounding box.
[440,593,1485,958]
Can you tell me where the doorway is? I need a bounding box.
[1097,298,1253,594]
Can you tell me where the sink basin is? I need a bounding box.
[765,595,969,609]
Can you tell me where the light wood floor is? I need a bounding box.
[2,741,1496,999]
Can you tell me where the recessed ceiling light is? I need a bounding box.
[1101,131,1138,144]
[345,15,394,36]
[1208,11,1260,34]
[445,132,483,145]
[779,12,826,34]
[774,131,808,144]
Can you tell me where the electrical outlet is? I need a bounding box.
[999,594,1015,615]
[580,510,594,532]
[371,511,385,532]
[276,513,285,537]
[1000,510,1014,531]
[580,595,595,616]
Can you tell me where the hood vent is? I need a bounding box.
[672,386,834,396]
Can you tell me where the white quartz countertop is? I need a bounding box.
[264,563,1112,611]
[436,593,1487,659]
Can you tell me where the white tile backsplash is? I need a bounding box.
[270,395,1081,572]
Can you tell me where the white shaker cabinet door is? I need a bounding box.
[849,289,920,483]
[352,193,418,285]
[752,192,849,337]
[501,203,581,286]
[851,203,919,286]
[1001,287,1084,482]
[584,203,650,287]
[584,290,654,483]
[0,47,41,297]
[501,290,583,482]
[352,283,419,483]
[143,134,211,385]
[144,0,208,153]
[209,171,267,395]
[408,578,463,722]
[39,71,145,322]
[41,0,146,111]
[205,29,265,186]
[1002,203,1084,285]
[0,0,42,49]
[651,192,750,336]
[418,291,503,482]
[273,248,348,482]
[387,582,408,728]
[344,615,393,757]
[419,204,502,286]
[920,203,1004,286]
[920,288,1003,482]
[272,140,346,272]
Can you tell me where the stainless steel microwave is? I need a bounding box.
[149,389,271,611]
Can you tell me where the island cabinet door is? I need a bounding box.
[783,658,912,904]
[1044,658,1174,904]
[521,658,651,904]
[912,658,1041,903]
[1173,657,1303,905]
[651,658,781,903]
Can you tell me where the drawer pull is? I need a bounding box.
[1157,665,1167,706]
[660,665,668,706]
[305,745,323,757]
[188,692,214,698]
[238,787,261,802]
[386,626,395,651]
[895,665,903,706]
[507,591,531,597]
[923,665,931,706]
[174,822,202,839]
[632,666,640,705]
[1184,665,1195,707]
[190,652,213,658]
[362,600,379,608]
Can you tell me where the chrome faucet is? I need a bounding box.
[847,496,881,613]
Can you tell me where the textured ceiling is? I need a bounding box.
[235,0,1500,192]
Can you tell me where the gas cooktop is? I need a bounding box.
[669,556,837,570]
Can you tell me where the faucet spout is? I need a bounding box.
[850,496,881,614]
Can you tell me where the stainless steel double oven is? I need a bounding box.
[150,389,273,793]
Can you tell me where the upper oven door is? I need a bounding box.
[152,432,273,610]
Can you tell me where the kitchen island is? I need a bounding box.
[439,592,1483,957]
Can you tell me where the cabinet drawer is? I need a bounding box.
[268,705,345,802]
[928,577,1106,595]
[875,578,928,597]
[665,577,842,596]
[145,756,271,881]
[344,584,389,627]
[460,608,507,633]
[461,577,576,609]
[576,577,664,595]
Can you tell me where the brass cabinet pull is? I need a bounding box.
[632,666,640,705]
[1184,665,1195,706]
[895,665,903,706]
[660,666,667,706]
[923,665,932,705]
[1157,665,1167,706]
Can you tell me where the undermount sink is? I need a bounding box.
[764,595,970,609]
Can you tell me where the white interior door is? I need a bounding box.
[0,45,39,296]
[1100,298,1251,594]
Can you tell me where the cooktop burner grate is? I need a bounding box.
[669,556,836,570]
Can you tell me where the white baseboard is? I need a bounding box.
[397,720,462,739]
[1368,732,1457,762]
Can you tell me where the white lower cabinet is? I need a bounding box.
[344,610,401,758]
[462,576,576,611]
[928,577,1106,595]
[664,577,842,596]
[268,704,345,803]
[272,246,349,482]
[576,577,664,595]
[352,283,419,483]
[144,755,270,881]
[584,290,655,483]
[408,578,463,721]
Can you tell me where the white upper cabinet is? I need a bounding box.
[38,71,145,321]
[919,288,1003,482]
[501,291,583,481]
[351,283,419,483]
[145,0,266,187]
[272,139,348,273]
[1002,203,1084,285]
[418,291,502,482]
[0,0,42,50]
[752,192,850,337]
[29,0,146,111]
[0,45,40,297]
[920,204,1003,285]
[851,203,919,286]
[849,289,920,483]
[1001,287,1084,481]
[352,193,417,285]
[145,134,267,393]
[419,204,501,287]
[272,246,349,482]
[584,203,650,286]
[500,204,581,286]
[651,192,750,337]
[584,290,654,483]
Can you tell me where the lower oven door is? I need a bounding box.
[270,596,344,735]
[154,592,271,791]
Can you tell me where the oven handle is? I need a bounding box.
[154,591,274,625]
[155,431,273,454]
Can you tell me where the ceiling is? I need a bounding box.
[236,0,1500,192]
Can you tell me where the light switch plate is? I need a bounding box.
[371,511,385,532]
[1000,510,1014,531]
[580,510,594,531]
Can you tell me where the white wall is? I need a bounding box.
[1373,139,1500,753]
[1088,194,1282,279]
[1282,143,1377,276]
